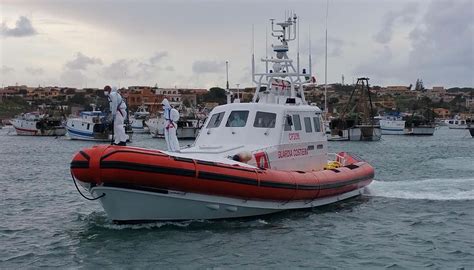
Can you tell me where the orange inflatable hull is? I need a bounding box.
[71,145,374,201]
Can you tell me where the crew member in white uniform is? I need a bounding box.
[162,98,180,152]
[105,85,129,146]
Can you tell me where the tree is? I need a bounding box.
[69,93,86,105]
[415,79,425,92]
[203,87,227,105]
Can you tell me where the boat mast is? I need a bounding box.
[252,13,312,104]
[324,0,329,114]
[225,61,231,104]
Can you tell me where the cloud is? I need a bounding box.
[1,16,37,37]
[65,52,102,70]
[59,70,87,88]
[192,60,225,74]
[304,36,351,60]
[25,67,44,75]
[373,3,419,44]
[149,51,168,64]
[353,0,473,87]
[102,59,136,81]
[353,45,398,81]
[407,0,473,86]
[1,65,14,74]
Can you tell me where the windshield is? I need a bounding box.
[206,112,225,128]
[225,111,249,127]
[254,111,276,128]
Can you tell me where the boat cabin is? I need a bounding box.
[182,102,328,171]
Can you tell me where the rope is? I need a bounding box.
[71,171,105,201]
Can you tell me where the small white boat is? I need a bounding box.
[176,118,205,139]
[444,117,469,129]
[66,110,111,141]
[146,112,165,138]
[378,115,405,135]
[147,113,204,139]
[11,112,66,136]
[130,105,150,134]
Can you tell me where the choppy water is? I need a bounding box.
[1,127,473,269]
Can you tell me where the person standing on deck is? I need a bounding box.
[162,98,180,152]
[105,85,128,146]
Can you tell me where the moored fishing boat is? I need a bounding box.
[66,109,111,141]
[378,114,405,135]
[11,112,66,136]
[147,112,205,139]
[70,14,374,222]
[404,116,436,136]
[444,116,469,129]
[328,78,381,141]
[403,111,436,136]
[129,105,150,134]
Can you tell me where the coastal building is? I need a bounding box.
[127,86,164,113]
[155,88,181,107]
[433,108,450,118]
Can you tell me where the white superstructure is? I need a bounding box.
[444,117,469,129]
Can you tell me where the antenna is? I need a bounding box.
[324,0,329,114]
[226,61,229,90]
[308,26,312,78]
[297,17,300,78]
[226,61,231,104]
[252,24,255,55]
[265,25,269,73]
[235,83,240,103]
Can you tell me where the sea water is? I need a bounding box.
[0,127,473,269]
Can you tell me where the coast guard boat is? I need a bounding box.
[70,15,374,222]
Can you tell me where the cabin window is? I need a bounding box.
[304,117,312,133]
[226,111,249,127]
[313,116,321,132]
[87,123,90,130]
[254,112,276,128]
[292,114,302,131]
[206,112,225,128]
[284,115,292,131]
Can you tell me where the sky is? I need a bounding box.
[0,0,473,89]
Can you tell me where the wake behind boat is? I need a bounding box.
[70,14,374,222]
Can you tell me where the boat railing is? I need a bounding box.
[327,152,347,166]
